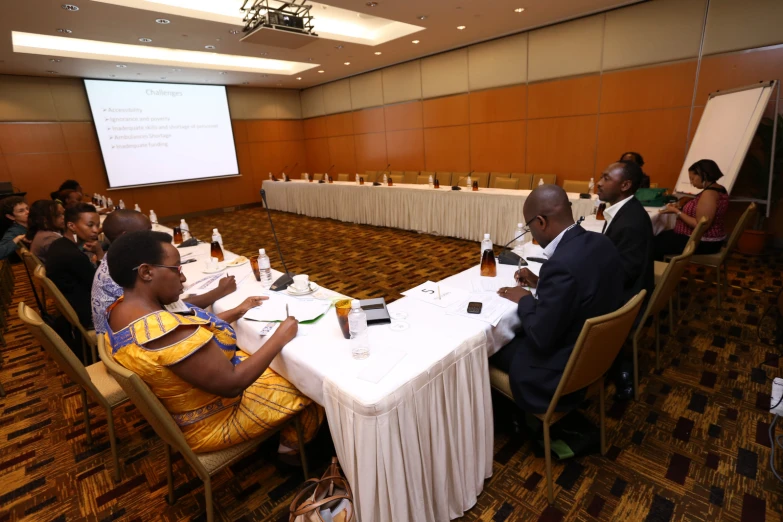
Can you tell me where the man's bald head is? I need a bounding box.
[102,209,151,243]
[523,185,575,248]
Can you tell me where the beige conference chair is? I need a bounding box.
[388,173,404,184]
[454,172,490,188]
[416,175,431,185]
[19,302,127,481]
[364,171,377,183]
[97,336,309,522]
[490,290,646,504]
[495,178,521,190]
[689,202,756,307]
[18,246,48,316]
[632,241,696,400]
[532,174,557,186]
[562,180,590,193]
[489,172,510,187]
[434,172,453,185]
[34,265,98,364]
[336,173,350,182]
[510,173,534,190]
[403,171,420,184]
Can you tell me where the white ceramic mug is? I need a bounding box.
[210,257,219,271]
[292,274,309,291]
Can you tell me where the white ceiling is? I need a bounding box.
[0,0,642,90]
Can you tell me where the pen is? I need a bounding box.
[437,285,441,300]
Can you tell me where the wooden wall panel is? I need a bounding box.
[325,113,354,137]
[0,155,9,180]
[386,129,424,171]
[528,75,601,120]
[470,121,526,173]
[696,46,783,105]
[469,85,526,124]
[0,123,67,154]
[424,126,470,172]
[352,108,385,134]
[278,120,304,141]
[689,106,704,144]
[231,120,248,143]
[423,94,470,128]
[595,108,690,188]
[304,138,331,173]
[600,61,697,113]
[68,150,107,193]
[526,115,598,180]
[354,133,388,172]
[218,171,257,207]
[178,179,223,214]
[247,120,280,142]
[278,140,307,177]
[303,117,328,140]
[384,102,423,132]
[132,185,184,218]
[6,153,73,203]
[328,136,357,174]
[61,122,99,152]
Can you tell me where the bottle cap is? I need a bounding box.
[484,233,490,239]
[259,248,266,256]
[517,223,523,227]
[180,218,185,223]
[351,299,362,309]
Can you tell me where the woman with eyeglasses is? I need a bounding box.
[103,230,322,456]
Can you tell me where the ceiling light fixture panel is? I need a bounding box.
[155,18,171,24]
[139,37,152,42]
[61,4,79,11]
[514,8,525,13]
[56,28,73,34]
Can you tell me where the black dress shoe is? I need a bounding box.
[614,371,635,401]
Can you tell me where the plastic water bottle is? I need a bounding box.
[149,210,158,224]
[118,199,125,210]
[513,223,526,250]
[481,233,493,260]
[382,172,388,184]
[258,248,272,286]
[212,228,223,246]
[348,300,369,360]
[588,177,595,194]
[134,203,141,213]
[355,173,360,185]
[107,197,113,208]
[428,174,433,188]
[466,174,472,188]
[538,178,544,187]
[179,219,190,240]
[480,233,497,277]
[304,172,309,181]
[269,172,273,181]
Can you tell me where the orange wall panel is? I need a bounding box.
[6,153,74,203]
[423,94,470,128]
[0,155,9,180]
[526,115,598,181]
[304,117,327,139]
[218,171,257,207]
[595,108,690,188]
[600,61,697,113]
[305,138,331,173]
[231,120,248,143]
[246,120,280,142]
[424,126,471,172]
[325,112,355,137]
[132,185,184,218]
[278,140,307,177]
[278,120,304,141]
[354,133,388,172]
[469,85,527,124]
[470,121,526,173]
[386,129,424,171]
[328,135,357,173]
[689,106,703,144]
[352,108,385,134]
[0,123,67,154]
[178,179,224,214]
[696,46,783,105]
[68,150,107,193]
[384,102,423,132]
[61,122,99,152]
[528,75,601,120]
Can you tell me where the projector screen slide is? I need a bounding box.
[84,79,239,189]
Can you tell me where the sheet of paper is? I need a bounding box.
[470,273,516,293]
[357,349,407,384]
[401,281,469,309]
[447,292,517,326]
[243,292,331,323]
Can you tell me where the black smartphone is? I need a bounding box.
[467,302,483,314]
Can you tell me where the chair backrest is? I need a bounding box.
[416,175,431,185]
[97,334,206,477]
[434,172,452,185]
[489,173,510,187]
[336,173,350,182]
[33,265,90,338]
[18,246,47,302]
[562,180,589,193]
[17,302,107,407]
[721,202,757,260]
[553,290,647,402]
[364,171,377,183]
[390,171,404,178]
[454,172,490,188]
[389,174,404,184]
[313,173,325,181]
[532,174,557,186]
[646,241,696,318]
[403,171,419,184]
[687,215,709,247]
[509,173,533,189]
[495,178,520,190]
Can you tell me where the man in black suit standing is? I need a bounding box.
[492,185,624,414]
[597,160,655,400]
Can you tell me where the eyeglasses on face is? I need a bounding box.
[132,263,183,274]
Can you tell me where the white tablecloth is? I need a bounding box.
[207,243,548,522]
[581,206,676,235]
[263,180,597,244]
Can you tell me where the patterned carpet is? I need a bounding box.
[0,207,782,522]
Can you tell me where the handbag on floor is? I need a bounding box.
[289,457,355,522]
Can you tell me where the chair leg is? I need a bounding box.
[204,477,214,522]
[82,389,93,445]
[654,314,661,371]
[599,378,607,455]
[543,421,554,504]
[165,444,176,505]
[668,298,674,334]
[715,264,722,307]
[294,414,310,480]
[80,335,89,366]
[106,409,121,482]
[633,333,640,402]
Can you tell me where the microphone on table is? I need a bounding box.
[259,189,295,291]
[326,164,335,182]
[280,164,288,181]
[498,228,531,265]
[454,170,474,189]
[287,162,298,181]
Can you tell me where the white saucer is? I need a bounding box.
[202,266,226,274]
[285,282,319,296]
[225,258,249,268]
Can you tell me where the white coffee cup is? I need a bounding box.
[292,274,309,291]
[210,257,219,271]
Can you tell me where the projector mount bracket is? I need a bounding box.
[240,0,316,36]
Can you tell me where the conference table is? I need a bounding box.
[262,179,597,243]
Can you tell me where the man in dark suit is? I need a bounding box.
[492,185,624,413]
[597,160,655,400]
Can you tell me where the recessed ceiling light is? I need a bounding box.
[49,58,61,62]
[374,51,382,55]
[205,45,216,49]
[335,45,343,50]
[171,68,180,71]
[318,70,324,73]
[47,70,58,74]
[229,29,240,35]
[296,77,302,80]
[218,71,226,74]
[457,26,466,30]
[260,52,269,56]
[116,64,127,68]
[61,4,79,11]
[366,1,378,6]
[155,18,171,24]
[514,7,525,13]
[417,15,427,20]
[412,40,420,44]
[56,28,73,34]
[344,61,350,65]
[139,37,152,43]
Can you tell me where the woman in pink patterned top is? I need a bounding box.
[654,159,729,261]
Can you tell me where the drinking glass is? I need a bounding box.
[335,299,352,339]
[250,255,260,282]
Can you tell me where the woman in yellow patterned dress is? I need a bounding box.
[103,230,322,454]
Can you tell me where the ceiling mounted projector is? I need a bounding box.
[240,0,318,49]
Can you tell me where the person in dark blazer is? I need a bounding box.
[492,185,624,413]
[597,160,655,400]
